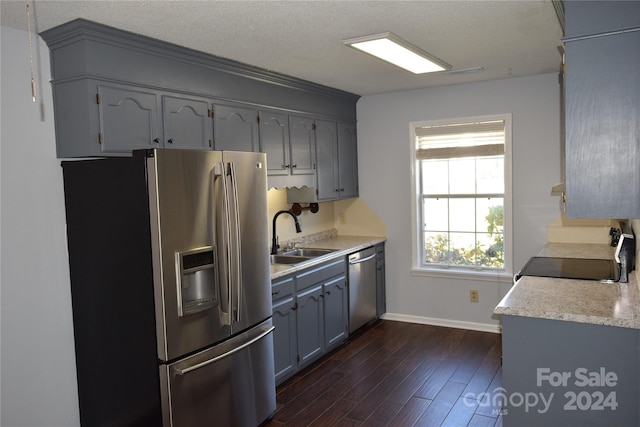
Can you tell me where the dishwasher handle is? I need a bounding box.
[349,253,376,264]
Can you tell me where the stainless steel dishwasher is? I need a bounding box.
[348,246,378,333]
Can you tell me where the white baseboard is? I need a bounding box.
[380,312,502,334]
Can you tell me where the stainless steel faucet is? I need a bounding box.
[271,210,301,254]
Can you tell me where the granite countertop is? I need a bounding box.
[270,235,386,280]
[494,243,640,329]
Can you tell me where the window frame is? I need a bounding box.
[409,114,513,283]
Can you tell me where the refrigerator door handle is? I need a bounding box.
[227,161,242,323]
[214,162,232,326]
[172,326,275,375]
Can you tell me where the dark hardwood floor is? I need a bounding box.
[264,320,503,427]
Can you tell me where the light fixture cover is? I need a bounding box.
[343,32,451,74]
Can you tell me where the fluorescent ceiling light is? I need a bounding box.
[343,32,451,74]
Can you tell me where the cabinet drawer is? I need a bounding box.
[271,276,294,301]
[296,258,345,291]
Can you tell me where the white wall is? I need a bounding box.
[357,73,562,330]
[1,26,80,426]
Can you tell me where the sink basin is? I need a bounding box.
[270,248,337,265]
[270,254,313,265]
[280,248,337,257]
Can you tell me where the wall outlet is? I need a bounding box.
[338,212,346,224]
[470,289,479,302]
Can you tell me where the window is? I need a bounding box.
[411,115,512,278]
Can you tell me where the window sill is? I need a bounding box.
[411,267,514,283]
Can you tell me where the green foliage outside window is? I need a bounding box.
[424,204,504,269]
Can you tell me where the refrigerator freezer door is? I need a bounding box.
[159,319,276,427]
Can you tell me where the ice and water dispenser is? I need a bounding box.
[176,246,218,316]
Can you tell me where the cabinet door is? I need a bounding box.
[289,115,316,176]
[337,123,358,199]
[296,285,324,368]
[259,110,290,176]
[272,296,297,384]
[98,84,161,154]
[323,275,348,351]
[564,31,640,218]
[213,104,259,152]
[315,119,339,201]
[162,95,212,150]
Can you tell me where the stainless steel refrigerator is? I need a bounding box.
[62,149,275,427]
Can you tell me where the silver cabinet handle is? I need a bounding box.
[173,326,275,375]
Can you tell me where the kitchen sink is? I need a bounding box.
[270,254,313,265]
[280,248,337,257]
[270,248,338,265]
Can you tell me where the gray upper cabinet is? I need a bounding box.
[316,119,339,200]
[263,113,317,190]
[41,19,358,158]
[98,84,161,154]
[288,115,316,178]
[337,122,359,199]
[563,3,640,218]
[162,95,213,150]
[212,104,259,152]
[564,0,640,38]
[316,120,359,201]
[260,110,290,176]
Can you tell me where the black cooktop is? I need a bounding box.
[517,257,619,282]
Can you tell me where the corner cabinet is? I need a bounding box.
[271,257,348,385]
[563,2,640,218]
[315,120,359,201]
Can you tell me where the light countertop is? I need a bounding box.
[494,243,640,329]
[270,235,386,280]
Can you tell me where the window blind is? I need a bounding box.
[416,120,505,160]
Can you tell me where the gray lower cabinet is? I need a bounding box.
[271,277,297,383]
[296,284,325,368]
[271,257,347,385]
[323,275,348,350]
[502,315,639,427]
[375,243,386,317]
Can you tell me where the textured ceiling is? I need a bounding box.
[0,0,564,96]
